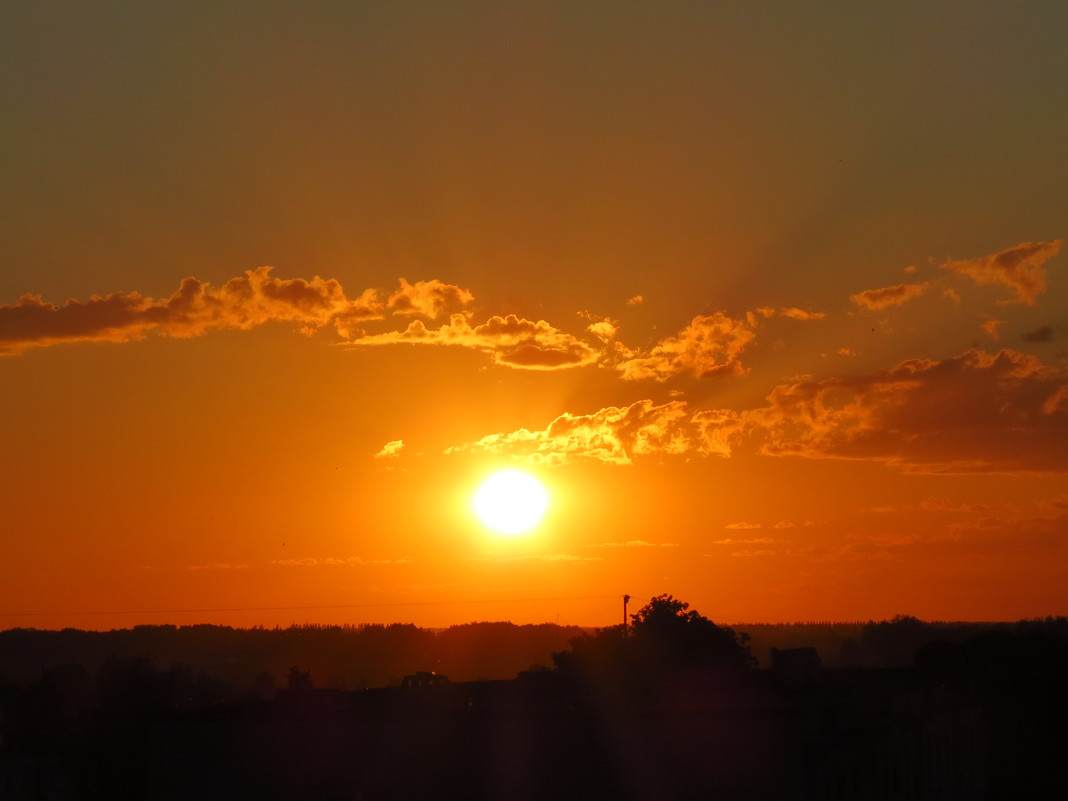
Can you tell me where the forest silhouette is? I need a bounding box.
[1,596,1066,799]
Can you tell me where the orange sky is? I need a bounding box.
[2,2,1067,630]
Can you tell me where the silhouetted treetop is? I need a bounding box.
[629,594,754,669]
[552,594,755,694]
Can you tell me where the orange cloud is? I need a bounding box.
[940,499,1068,557]
[466,553,600,563]
[375,440,405,459]
[386,278,474,318]
[270,556,365,567]
[746,349,1068,473]
[586,320,618,341]
[618,312,755,381]
[187,562,251,571]
[626,295,644,306]
[981,319,1003,340]
[850,281,932,310]
[755,306,826,321]
[712,537,779,544]
[442,347,1066,474]
[445,399,693,465]
[940,239,1062,305]
[352,313,599,371]
[0,267,390,355]
[777,307,826,321]
[1042,385,1068,415]
[919,497,993,513]
[0,272,483,355]
[589,540,679,548]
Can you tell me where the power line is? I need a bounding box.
[0,594,620,619]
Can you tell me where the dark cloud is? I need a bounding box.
[1022,324,1054,343]
[0,268,392,355]
[738,348,1068,473]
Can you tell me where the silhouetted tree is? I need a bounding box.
[629,594,755,672]
[8,662,91,751]
[286,665,313,690]
[552,594,754,699]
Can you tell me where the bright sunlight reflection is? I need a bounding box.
[472,469,550,535]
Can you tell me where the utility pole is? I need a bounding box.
[623,594,631,635]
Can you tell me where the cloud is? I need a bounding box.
[776,307,827,321]
[1021,324,1054,343]
[466,553,600,563]
[850,281,932,310]
[618,312,755,381]
[745,348,1068,473]
[754,306,826,321]
[441,342,1067,474]
[0,271,485,355]
[724,522,762,530]
[351,313,600,371]
[386,278,474,318]
[981,319,1003,340]
[726,549,777,558]
[187,562,250,571]
[1043,385,1068,415]
[626,295,644,306]
[375,440,405,459]
[0,267,395,355]
[445,398,693,466]
[589,540,679,548]
[939,499,1068,556]
[271,556,364,567]
[587,320,618,341]
[711,537,779,545]
[940,239,1062,305]
[919,497,994,513]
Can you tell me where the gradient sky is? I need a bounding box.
[3,1,1067,630]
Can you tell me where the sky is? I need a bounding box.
[2,1,1067,631]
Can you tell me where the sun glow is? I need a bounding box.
[472,469,550,535]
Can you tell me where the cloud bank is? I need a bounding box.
[445,399,694,465]
[446,349,1068,474]
[729,348,1068,473]
[0,270,479,355]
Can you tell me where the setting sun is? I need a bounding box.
[472,469,550,535]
